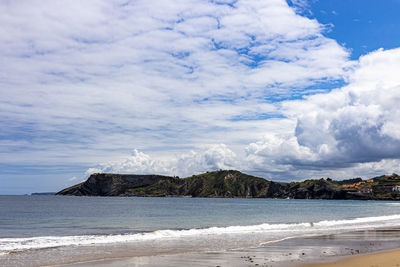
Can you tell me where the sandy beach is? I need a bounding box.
[57,228,400,267]
[3,197,400,267]
[1,228,399,266]
[303,249,400,267]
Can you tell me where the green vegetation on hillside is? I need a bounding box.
[56,170,400,200]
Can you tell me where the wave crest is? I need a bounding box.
[1,214,400,254]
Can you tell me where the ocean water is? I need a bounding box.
[1,195,400,262]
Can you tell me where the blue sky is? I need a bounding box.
[1,0,400,194]
[300,0,400,59]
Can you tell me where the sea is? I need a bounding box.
[1,195,400,265]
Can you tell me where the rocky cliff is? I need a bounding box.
[57,170,362,199]
[57,173,178,196]
[57,171,272,197]
[57,170,400,200]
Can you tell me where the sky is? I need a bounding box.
[1,0,400,194]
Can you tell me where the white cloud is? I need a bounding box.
[3,0,399,190]
[172,144,239,176]
[0,0,349,170]
[246,47,400,179]
[68,176,78,182]
[87,145,239,178]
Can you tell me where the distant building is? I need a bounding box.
[343,181,372,194]
[366,179,374,183]
[342,184,358,189]
[392,185,400,192]
[358,186,372,194]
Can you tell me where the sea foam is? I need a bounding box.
[1,214,400,254]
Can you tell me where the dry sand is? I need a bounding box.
[302,249,400,267]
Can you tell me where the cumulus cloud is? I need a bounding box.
[86,149,168,176]
[86,145,239,177]
[246,48,400,179]
[0,0,349,168]
[3,0,399,192]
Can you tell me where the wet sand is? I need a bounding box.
[2,228,400,266]
[61,229,400,267]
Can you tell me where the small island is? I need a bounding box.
[57,170,400,200]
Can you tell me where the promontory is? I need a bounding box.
[56,170,400,200]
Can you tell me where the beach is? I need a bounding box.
[3,0,400,266]
[2,227,400,267]
[303,249,400,267]
[2,196,400,267]
[56,228,400,267]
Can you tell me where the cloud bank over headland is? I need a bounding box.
[89,47,400,179]
[87,145,239,178]
[247,48,400,178]
[1,0,400,192]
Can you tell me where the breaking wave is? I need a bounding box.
[1,214,400,255]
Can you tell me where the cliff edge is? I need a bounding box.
[57,170,373,199]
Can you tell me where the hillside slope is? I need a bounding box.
[57,170,356,199]
[57,170,272,197]
[57,170,400,199]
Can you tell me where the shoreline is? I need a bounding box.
[2,227,400,266]
[59,228,400,267]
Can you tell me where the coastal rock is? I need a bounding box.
[57,170,271,197]
[57,173,177,196]
[57,170,400,200]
